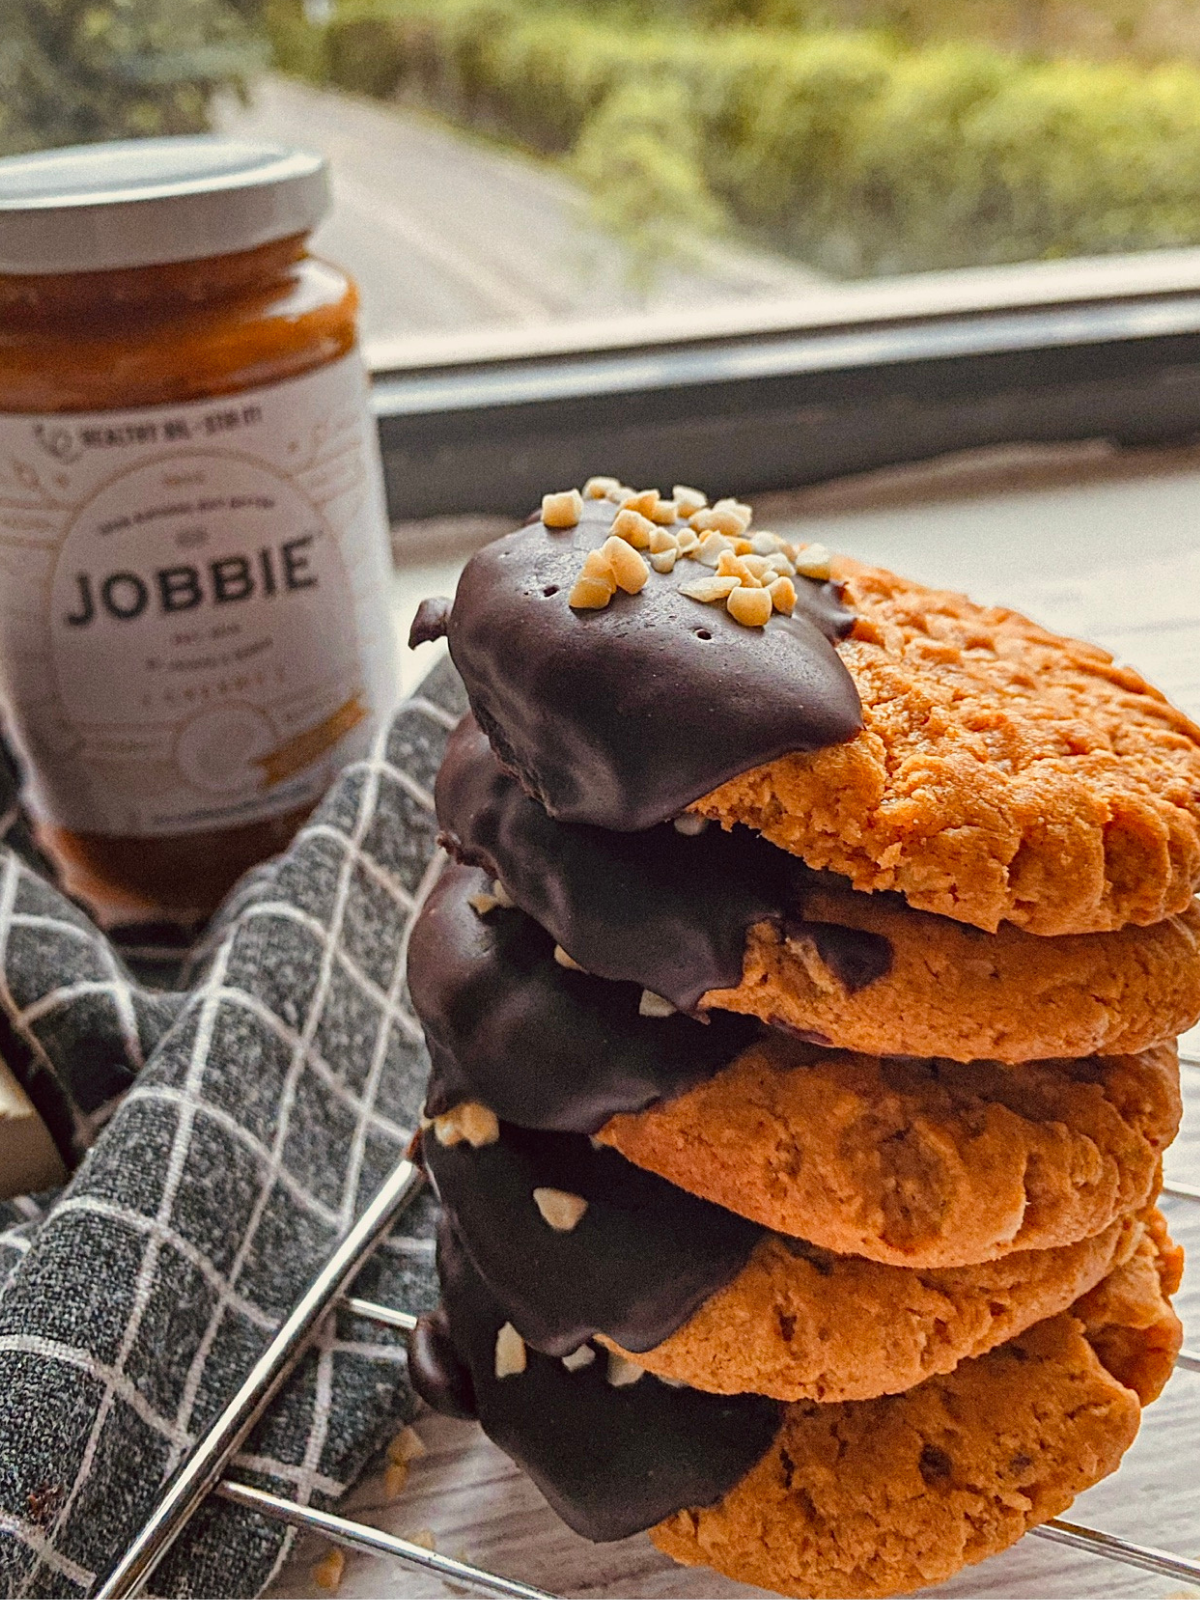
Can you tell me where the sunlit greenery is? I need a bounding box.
[1,0,261,157]
[269,0,1200,275]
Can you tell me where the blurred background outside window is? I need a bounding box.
[10,0,1200,702]
[10,0,1200,352]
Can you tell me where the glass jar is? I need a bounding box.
[0,138,398,916]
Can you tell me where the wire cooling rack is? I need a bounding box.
[94,1054,1200,1600]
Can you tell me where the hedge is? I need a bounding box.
[273,0,1200,274]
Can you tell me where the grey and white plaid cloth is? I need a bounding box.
[0,659,467,1599]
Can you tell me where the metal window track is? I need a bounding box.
[372,281,1200,526]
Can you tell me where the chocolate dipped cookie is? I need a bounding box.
[598,1038,1180,1267]
[409,865,1181,1266]
[423,1111,1150,1402]
[652,1221,1182,1598]
[423,485,1200,935]
[439,715,1200,1062]
[410,1217,1180,1597]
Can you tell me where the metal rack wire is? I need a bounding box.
[95,1055,1200,1600]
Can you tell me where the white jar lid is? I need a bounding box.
[0,136,330,275]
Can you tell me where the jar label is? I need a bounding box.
[0,352,398,836]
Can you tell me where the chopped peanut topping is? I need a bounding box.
[383,1462,409,1500]
[750,531,785,555]
[542,488,583,528]
[673,812,709,835]
[554,477,836,635]
[554,944,584,971]
[533,1186,590,1231]
[606,1351,645,1387]
[690,507,746,539]
[673,484,708,515]
[639,990,677,1017]
[406,1529,437,1553]
[467,890,502,916]
[583,475,622,499]
[716,551,761,586]
[433,1101,500,1148]
[495,1322,527,1378]
[680,575,741,603]
[389,1425,426,1464]
[727,585,773,627]
[562,1345,596,1372]
[568,574,615,611]
[713,496,753,529]
[582,547,615,579]
[696,531,734,566]
[491,879,514,907]
[620,488,660,519]
[611,507,655,548]
[793,541,833,579]
[601,535,650,593]
[769,576,797,614]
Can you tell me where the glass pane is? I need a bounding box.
[202,2,1200,354]
[11,4,1200,355]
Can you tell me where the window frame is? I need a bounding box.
[368,247,1200,531]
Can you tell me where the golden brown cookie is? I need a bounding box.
[652,1226,1182,1599]
[602,1211,1140,1403]
[695,557,1200,936]
[598,1039,1180,1267]
[708,890,1200,1063]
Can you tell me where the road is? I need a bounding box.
[218,77,825,346]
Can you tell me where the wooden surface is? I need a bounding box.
[271,442,1200,1600]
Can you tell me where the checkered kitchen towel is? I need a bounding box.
[0,658,467,1599]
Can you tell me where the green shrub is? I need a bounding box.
[570,79,728,284]
[278,0,1200,275]
[0,0,259,157]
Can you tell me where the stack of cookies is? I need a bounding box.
[404,478,1200,1598]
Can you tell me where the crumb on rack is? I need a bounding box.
[312,1547,345,1592]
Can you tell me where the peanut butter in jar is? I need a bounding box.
[0,137,398,916]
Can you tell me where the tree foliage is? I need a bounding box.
[276,0,1200,275]
[0,0,261,157]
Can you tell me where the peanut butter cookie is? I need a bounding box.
[604,1211,1141,1402]
[652,1226,1181,1598]
[598,1039,1180,1266]
[436,715,1200,1062]
[697,557,1200,935]
[714,890,1200,1063]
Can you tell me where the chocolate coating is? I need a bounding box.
[409,1222,783,1542]
[444,499,862,830]
[409,595,451,648]
[409,862,760,1132]
[408,1306,477,1419]
[437,714,892,1012]
[423,1121,762,1356]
